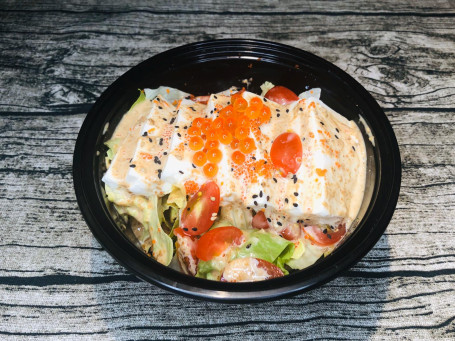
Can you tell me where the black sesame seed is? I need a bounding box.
[267,218,271,222]
[294,192,299,196]
[266,195,270,201]
[148,138,153,143]
[154,156,161,165]
[142,131,148,137]
[299,107,303,111]
[252,194,258,198]
[293,203,298,207]
[352,146,356,151]
[183,227,188,231]
[323,229,328,234]
[163,118,167,121]
[156,97,160,101]
[214,95,218,99]
[179,170,184,174]
[336,128,340,133]
[170,117,176,124]
[183,126,188,129]
[158,106,163,110]
[327,234,332,239]
[159,138,163,145]
[210,110,213,114]
[247,207,251,210]
[252,156,256,160]
[246,243,251,249]
[302,137,305,142]
[192,164,196,168]
[192,227,198,231]
[273,178,277,183]
[286,109,289,113]
[264,98,268,102]
[293,175,298,184]
[320,121,324,125]
[277,221,282,226]
[335,135,339,139]
[276,108,280,112]
[259,191,263,197]
[163,152,168,155]
[177,133,181,137]
[264,204,267,208]
[129,158,132,163]
[285,198,289,203]
[157,169,162,179]
[277,113,280,117]
[175,125,179,129]
[129,164,136,168]
[254,201,258,206]
[190,107,196,111]
[231,168,234,171]
[187,207,190,211]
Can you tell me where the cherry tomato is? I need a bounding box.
[303,224,346,246]
[252,211,269,229]
[180,181,220,236]
[221,257,283,282]
[270,132,302,176]
[196,226,244,261]
[264,86,299,105]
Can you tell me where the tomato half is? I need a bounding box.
[303,224,346,246]
[252,211,269,229]
[195,226,244,261]
[180,181,220,236]
[264,86,299,105]
[270,132,303,176]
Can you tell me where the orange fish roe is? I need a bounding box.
[230,138,240,150]
[211,117,225,130]
[205,139,219,149]
[235,126,250,140]
[239,137,256,154]
[184,89,275,179]
[188,126,201,136]
[218,129,233,145]
[192,151,207,166]
[189,136,204,151]
[184,180,199,195]
[207,148,222,163]
[203,162,218,177]
[140,152,153,160]
[233,97,248,112]
[232,151,246,165]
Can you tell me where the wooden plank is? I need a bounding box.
[1,0,455,14]
[1,274,454,339]
[0,13,454,113]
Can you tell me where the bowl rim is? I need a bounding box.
[73,38,401,303]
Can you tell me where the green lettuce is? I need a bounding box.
[236,230,295,274]
[130,89,146,110]
[105,184,174,266]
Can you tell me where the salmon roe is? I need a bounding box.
[207,148,222,163]
[185,88,273,179]
[192,151,207,166]
[205,139,219,149]
[239,137,256,154]
[189,136,204,151]
[203,162,218,177]
[232,151,246,165]
[235,126,250,140]
[218,129,233,145]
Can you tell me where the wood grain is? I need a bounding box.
[1,1,454,340]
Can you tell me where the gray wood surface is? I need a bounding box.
[1,1,454,340]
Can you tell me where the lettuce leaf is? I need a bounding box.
[130,89,146,110]
[105,184,173,266]
[236,230,295,274]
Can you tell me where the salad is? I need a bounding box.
[102,82,367,282]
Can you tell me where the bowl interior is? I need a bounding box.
[74,39,399,302]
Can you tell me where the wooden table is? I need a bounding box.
[1,1,454,339]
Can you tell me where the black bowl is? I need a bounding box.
[73,39,401,302]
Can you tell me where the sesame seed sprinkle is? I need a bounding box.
[293,203,298,207]
[142,131,148,137]
[352,146,356,151]
[277,221,282,226]
[129,164,136,168]
[179,170,184,174]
